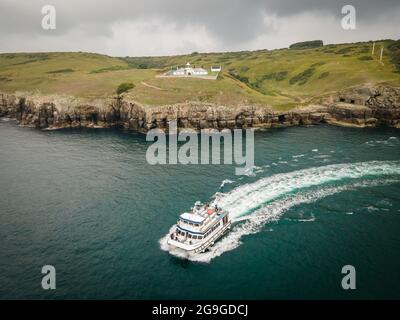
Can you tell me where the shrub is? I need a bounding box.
[358,47,370,54]
[116,82,135,95]
[0,76,11,82]
[335,47,355,55]
[90,65,128,74]
[289,67,316,85]
[388,40,400,72]
[358,56,373,61]
[12,53,49,65]
[318,72,330,79]
[311,62,326,67]
[47,68,74,74]
[289,40,323,49]
[228,70,249,84]
[137,63,148,69]
[262,71,288,81]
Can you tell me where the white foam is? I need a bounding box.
[219,179,234,189]
[366,136,399,146]
[213,161,400,221]
[313,154,331,159]
[287,213,316,222]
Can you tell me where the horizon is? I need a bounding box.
[1,37,398,59]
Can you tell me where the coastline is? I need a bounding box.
[1,84,399,133]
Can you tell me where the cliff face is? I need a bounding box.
[1,85,399,132]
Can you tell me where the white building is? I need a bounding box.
[211,66,222,72]
[170,62,208,76]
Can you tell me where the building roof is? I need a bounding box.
[180,212,206,224]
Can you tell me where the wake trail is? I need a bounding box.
[212,161,400,221]
[160,161,400,262]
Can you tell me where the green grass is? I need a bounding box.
[1,40,400,109]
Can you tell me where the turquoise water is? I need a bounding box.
[1,119,400,299]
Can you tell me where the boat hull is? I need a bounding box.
[167,221,231,253]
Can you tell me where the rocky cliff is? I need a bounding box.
[1,85,399,132]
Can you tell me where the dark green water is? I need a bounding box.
[1,119,400,299]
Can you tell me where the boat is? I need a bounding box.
[167,201,231,253]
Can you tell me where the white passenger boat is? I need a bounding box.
[167,202,231,253]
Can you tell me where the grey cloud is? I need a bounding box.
[0,0,399,55]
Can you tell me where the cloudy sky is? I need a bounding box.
[0,0,399,56]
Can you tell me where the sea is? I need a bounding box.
[1,118,400,299]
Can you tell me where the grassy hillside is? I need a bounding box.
[1,40,400,110]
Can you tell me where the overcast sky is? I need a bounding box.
[0,0,399,56]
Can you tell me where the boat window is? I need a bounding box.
[193,235,197,240]
[188,233,192,239]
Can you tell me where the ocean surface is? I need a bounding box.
[1,119,400,299]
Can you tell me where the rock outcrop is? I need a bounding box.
[1,85,399,132]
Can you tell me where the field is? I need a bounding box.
[1,40,400,110]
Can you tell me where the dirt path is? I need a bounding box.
[141,82,164,91]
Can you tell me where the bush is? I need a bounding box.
[289,67,316,85]
[12,53,49,65]
[335,47,355,55]
[116,82,135,95]
[47,68,74,74]
[262,71,288,81]
[358,56,373,61]
[228,70,249,84]
[289,40,323,49]
[318,72,330,79]
[137,63,148,69]
[388,40,400,51]
[90,65,127,74]
[311,62,326,67]
[388,40,400,72]
[358,47,370,54]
